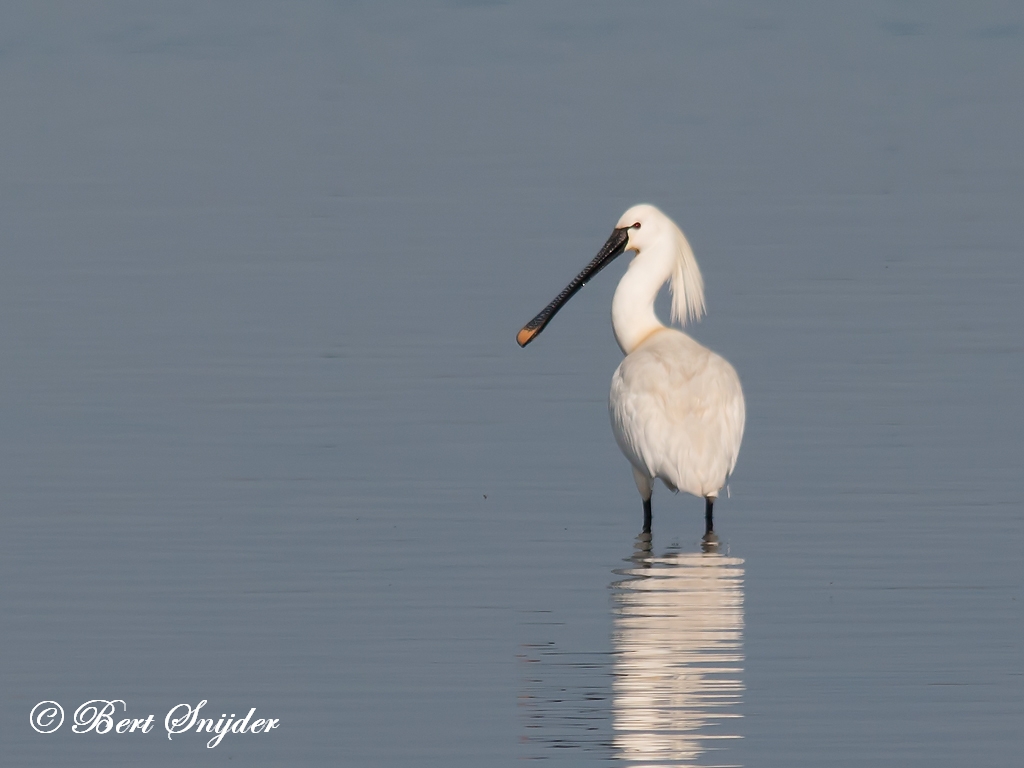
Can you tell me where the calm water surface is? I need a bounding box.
[1,2,1021,766]
[522,541,745,766]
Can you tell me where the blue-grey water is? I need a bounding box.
[1,2,1021,765]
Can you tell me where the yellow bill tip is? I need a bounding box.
[516,326,539,347]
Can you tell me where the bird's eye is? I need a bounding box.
[632,222,641,229]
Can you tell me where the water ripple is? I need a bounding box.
[520,538,745,766]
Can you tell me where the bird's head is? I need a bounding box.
[617,203,705,327]
[615,203,668,256]
[516,203,704,347]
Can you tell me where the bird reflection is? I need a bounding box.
[611,534,745,767]
[519,536,745,766]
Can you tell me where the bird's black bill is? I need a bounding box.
[516,227,630,347]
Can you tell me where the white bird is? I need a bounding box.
[517,204,745,540]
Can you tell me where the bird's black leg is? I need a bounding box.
[701,496,720,552]
[642,497,652,534]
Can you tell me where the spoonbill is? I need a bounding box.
[517,205,745,540]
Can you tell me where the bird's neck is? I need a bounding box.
[611,251,672,355]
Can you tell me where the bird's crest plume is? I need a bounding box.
[665,213,706,326]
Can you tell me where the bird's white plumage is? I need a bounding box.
[610,329,744,498]
[607,205,745,502]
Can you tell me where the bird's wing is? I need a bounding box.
[610,333,745,496]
